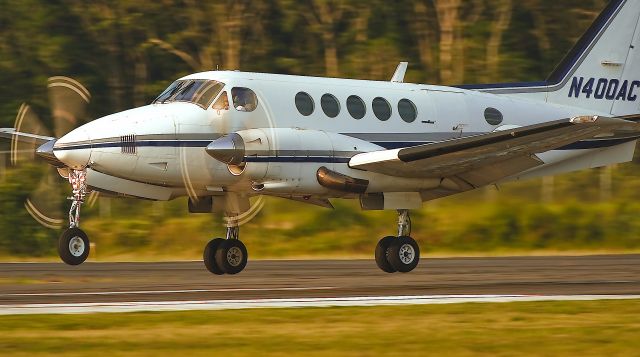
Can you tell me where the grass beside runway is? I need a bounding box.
[1,299,639,356]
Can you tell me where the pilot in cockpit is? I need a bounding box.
[212,91,230,114]
[234,95,247,112]
[231,88,258,112]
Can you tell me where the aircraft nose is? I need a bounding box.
[53,127,92,169]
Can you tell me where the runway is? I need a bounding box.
[1,254,639,314]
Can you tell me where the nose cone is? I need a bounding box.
[53,126,92,169]
[206,133,245,165]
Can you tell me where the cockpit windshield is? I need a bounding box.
[153,79,224,108]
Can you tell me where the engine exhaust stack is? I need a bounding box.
[316,166,369,194]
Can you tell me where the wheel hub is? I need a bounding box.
[227,246,243,267]
[398,243,414,264]
[68,236,85,257]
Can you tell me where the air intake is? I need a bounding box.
[121,134,137,155]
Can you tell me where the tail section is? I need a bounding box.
[547,0,640,116]
[461,0,640,116]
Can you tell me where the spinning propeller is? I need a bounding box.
[9,77,98,229]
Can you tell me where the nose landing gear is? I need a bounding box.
[58,169,91,265]
[375,209,420,273]
[203,224,248,275]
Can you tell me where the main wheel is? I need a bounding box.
[58,228,90,266]
[375,236,397,273]
[387,236,420,273]
[203,238,226,275]
[215,239,248,275]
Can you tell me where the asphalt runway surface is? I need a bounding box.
[1,254,639,307]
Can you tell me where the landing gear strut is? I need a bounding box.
[203,224,248,275]
[58,169,91,265]
[375,209,420,273]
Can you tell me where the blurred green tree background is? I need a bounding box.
[3,0,638,260]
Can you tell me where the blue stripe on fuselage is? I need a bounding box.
[52,136,639,166]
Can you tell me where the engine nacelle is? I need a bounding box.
[206,128,382,195]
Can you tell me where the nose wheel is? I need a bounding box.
[58,169,91,266]
[203,226,248,275]
[58,227,90,265]
[375,210,420,273]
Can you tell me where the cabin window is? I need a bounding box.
[232,87,258,112]
[295,92,314,116]
[347,95,366,119]
[484,107,503,125]
[321,94,340,118]
[212,91,230,111]
[398,99,417,123]
[372,97,391,121]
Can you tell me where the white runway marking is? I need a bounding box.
[1,294,638,315]
[0,286,337,297]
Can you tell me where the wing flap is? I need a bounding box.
[456,155,543,188]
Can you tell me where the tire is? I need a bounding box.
[375,236,397,273]
[203,238,226,275]
[215,239,248,275]
[387,236,420,273]
[58,228,90,266]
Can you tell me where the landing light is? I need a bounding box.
[570,115,599,124]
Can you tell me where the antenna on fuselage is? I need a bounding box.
[391,62,408,83]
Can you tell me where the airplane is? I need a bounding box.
[1,0,640,275]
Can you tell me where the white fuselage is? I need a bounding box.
[52,71,633,201]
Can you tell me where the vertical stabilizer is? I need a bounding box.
[459,0,640,117]
[546,0,640,116]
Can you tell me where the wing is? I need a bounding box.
[349,115,640,187]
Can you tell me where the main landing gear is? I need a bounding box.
[203,224,248,275]
[375,209,420,273]
[58,169,91,265]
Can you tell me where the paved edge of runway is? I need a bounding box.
[1,294,639,315]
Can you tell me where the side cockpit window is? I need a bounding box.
[231,87,258,112]
[212,91,230,111]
